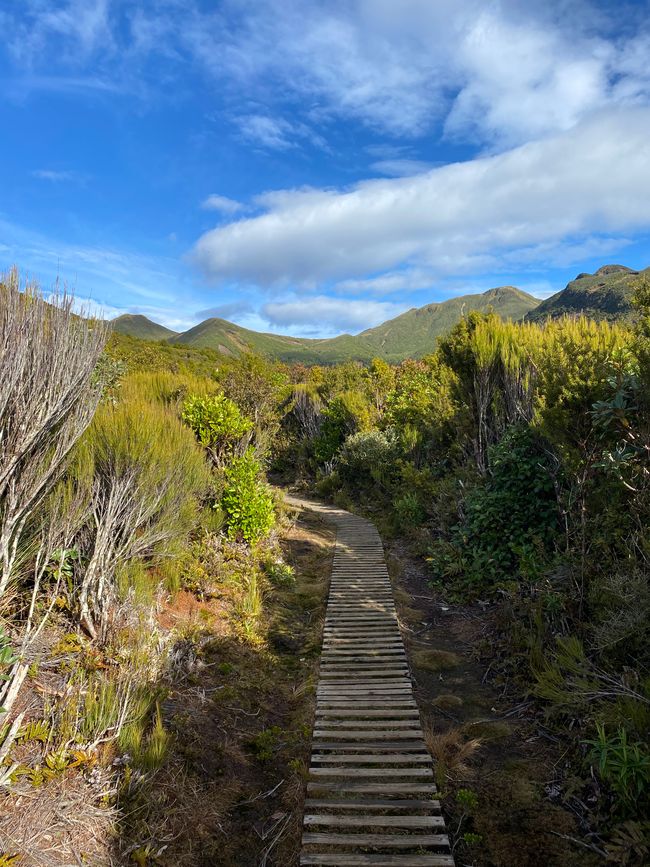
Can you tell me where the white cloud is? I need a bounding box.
[192,108,650,287]
[262,295,407,334]
[234,113,326,151]
[201,193,244,213]
[333,269,436,296]
[370,159,434,177]
[32,169,83,182]
[4,2,650,151]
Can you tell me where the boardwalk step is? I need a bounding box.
[287,496,454,867]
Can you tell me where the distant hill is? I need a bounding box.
[526,265,646,323]
[339,286,539,362]
[111,314,179,341]
[166,286,539,364]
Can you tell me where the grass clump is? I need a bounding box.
[413,648,461,671]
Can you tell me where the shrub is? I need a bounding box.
[394,491,426,531]
[76,398,210,636]
[430,425,558,591]
[337,428,398,489]
[587,723,650,817]
[182,393,252,467]
[314,390,374,464]
[221,448,275,544]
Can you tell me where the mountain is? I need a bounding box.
[111,314,179,341]
[169,286,539,364]
[338,286,539,362]
[526,265,646,323]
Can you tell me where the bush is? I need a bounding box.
[76,397,210,636]
[182,393,252,467]
[431,425,558,591]
[313,390,374,464]
[337,428,398,489]
[222,448,275,544]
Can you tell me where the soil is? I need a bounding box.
[113,507,335,867]
[386,539,602,867]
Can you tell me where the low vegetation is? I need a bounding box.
[1,266,648,864]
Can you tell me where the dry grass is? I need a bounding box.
[424,725,482,788]
[0,772,116,866]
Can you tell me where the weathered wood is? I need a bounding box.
[300,855,454,866]
[288,495,454,867]
[302,832,450,847]
[304,799,441,811]
[311,753,430,762]
[304,814,445,829]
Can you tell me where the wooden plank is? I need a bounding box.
[311,753,430,763]
[306,782,437,794]
[304,815,445,828]
[302,832,449,847]
[300,854,454,866]
[304,799,441,811]
[309,768,433,778]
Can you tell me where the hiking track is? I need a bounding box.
[287,496,455,867]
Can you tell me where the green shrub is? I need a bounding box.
[337,428,398,489]
[430,425,557,591]
[394,491,425,531]
[221,448,275,544]
[314,390,374,464]
[182,393,252,467]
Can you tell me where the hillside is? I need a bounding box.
[526,265,646,323]
[112,285,539,364]
[338,285,539,361]
[112,313,179,341]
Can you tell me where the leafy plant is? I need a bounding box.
[586,723,650,817]
[222,448,275,544]
[182,393,252,467]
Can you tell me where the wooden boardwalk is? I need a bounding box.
[289,497,454,867]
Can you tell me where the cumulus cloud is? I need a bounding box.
[262,296,407,334]
[201,193,244,213]
[192,108,650,287]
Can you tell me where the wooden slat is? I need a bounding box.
[300,855,454,866]
[304,814,445,828]
[302,832,450,847]
[289,495,454,867]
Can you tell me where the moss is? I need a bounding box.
[413,648,461,671]
[432,694,464,709]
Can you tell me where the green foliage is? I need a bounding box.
[393,491,426,531]
[182,392,252,466]
[586,723,650,817]
[314,390,374,463]
[248,726,283,761]
[262,556,295,587]
[431,426,557,589]
[222,448,275,544]
[337,428,398,489]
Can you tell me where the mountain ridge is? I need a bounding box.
[110,266,646,363]
[112,285,539,363]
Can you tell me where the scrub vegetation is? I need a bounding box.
[0,266,648,865]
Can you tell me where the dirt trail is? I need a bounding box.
[386,540,600,867]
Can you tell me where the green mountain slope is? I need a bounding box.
[112,314,179,341]
[171,286,539,363]
[526,265,646,323]
[340,286,539,362]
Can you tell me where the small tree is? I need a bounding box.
[182,393,252,468]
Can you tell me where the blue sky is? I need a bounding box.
[2,0,650,337]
